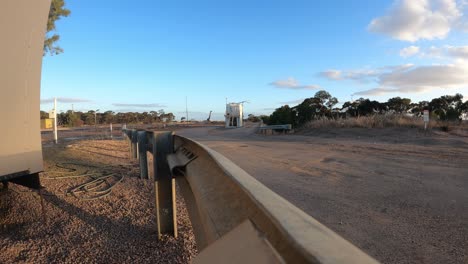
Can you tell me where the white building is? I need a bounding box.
[225,103,243,128]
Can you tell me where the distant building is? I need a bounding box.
[225,103,243,128]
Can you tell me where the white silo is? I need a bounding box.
[225,103,243,128]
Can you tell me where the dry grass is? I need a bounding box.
[303,114,468,131]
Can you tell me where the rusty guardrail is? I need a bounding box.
[123,129,379,264]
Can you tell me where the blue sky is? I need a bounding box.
[41,0,468,120]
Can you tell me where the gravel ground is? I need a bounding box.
[0,138,197,263]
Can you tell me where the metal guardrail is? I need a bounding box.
[258,124,293,135]
[258,124,292,130]
[122,129,379,264]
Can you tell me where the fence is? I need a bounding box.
[123,129,378,264]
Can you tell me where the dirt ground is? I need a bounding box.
[2,124,468,263]
[178,124,468,264]
[0,138,196,263]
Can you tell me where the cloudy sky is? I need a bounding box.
[41,0,468,120]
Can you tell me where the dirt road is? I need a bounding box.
[178,125,468,264]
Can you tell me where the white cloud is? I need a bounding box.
[319,70,342,80]
[380,64,468,87]
[446,45,468,59]
[319,67,391,83]
[368,0,462,42]
[400,45,420,57]
[416,45,468,60]
[422,45,445,58]
[279,98,305,105]
[320,62,468,96]
[269,77,321,90]
[112,103,166,108]
[40,97,92,104]
[351,63,468,95]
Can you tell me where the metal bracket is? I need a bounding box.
[167,146,197,177]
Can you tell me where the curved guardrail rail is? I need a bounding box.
[123,129,379,264]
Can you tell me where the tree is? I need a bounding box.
[247,114,261,122]
[294,90,338,125]
[342,101,360,117]
[429,94,464,121]
[314,90,338,110]
[102,111,115,124]
[40,111,49,119]
[44,0,71,55]
[268,105,295,126]
[387,97,411,113]
[160,113,175,122]
[84,111,96,125]
[150,111,159,122]
[259,115,270,124]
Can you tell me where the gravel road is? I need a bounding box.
[178,124,468,264]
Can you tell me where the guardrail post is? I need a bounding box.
[123,130,131,158]
[152,131,177,238]
[131,129,138,159]
[137,131,148,179]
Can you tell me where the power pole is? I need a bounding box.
[53,97,58,144]
[94,109,99,130]
[185,96,188,122]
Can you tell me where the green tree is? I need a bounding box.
[160,113,175,122]
[429,94,464,121]
[40,111,49,119]
[247,114,261,122]
[44,0,71,55]
[387,97,411,113]
[102,111,115,124]
[294,90,338,125]
[314,90,338,110]
[268,105,295,126]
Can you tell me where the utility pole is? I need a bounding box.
[185,96,188,122]
[94,109,99,130]
[53,97,58,144]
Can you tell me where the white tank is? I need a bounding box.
[225,103,243,128]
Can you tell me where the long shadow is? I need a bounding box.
[42,189,152,235]
[33,138,188,261]
[40,190,186,261]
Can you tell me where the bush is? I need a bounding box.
[303,115,424,129]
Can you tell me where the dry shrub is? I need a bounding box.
[304,115,425,129]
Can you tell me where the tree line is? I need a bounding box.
[40,110,176,127]
[263,90,468,128]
